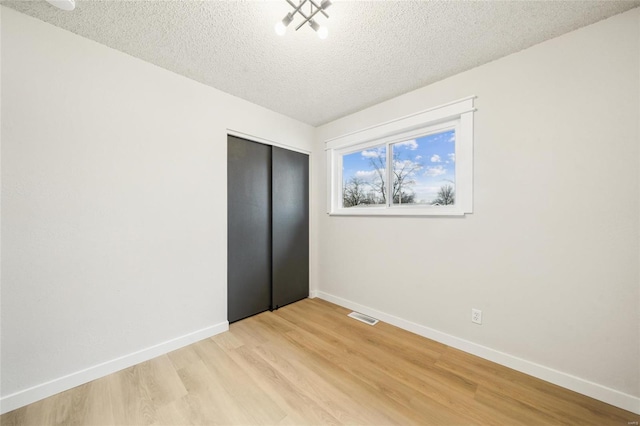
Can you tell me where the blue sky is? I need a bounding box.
[343,129,455,204]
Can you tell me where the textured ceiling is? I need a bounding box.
[2,0,639,126]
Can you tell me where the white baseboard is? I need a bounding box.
[316,291,640,415]
[309,289,319,298]
[0,321,229,415]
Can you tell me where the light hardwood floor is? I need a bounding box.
[2,298,638,425]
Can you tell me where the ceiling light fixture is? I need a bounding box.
[45,0,76,11]
[275,0,332,39]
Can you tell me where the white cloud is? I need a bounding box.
[448,133,455,143]
[448,153,455,162]
[430,154,441,163]
[361,148,385,158]
[415,155,422,160]
[393,159,422,175]
[395,139,418,150]
[355,170,379,179]
[425,165,446,177]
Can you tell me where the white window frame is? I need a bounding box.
[326,96,475,216]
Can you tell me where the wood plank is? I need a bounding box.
[278,316,521,425]
[248,311,417,424]
[435,346,638,425]
[192,337,287,424]
[223,344,341,424]
[2,298,638,425]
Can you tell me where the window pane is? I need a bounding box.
[391,130,455,206]
[342,145,387,207]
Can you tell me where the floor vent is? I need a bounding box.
[348,311,379,326]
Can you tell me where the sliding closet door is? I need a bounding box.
[272,146,309,309]
[227,136,272,323]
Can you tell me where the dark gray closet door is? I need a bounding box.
[227,136,272,323]
[272,146,309,309]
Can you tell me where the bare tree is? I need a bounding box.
[395,191,416,204]
[392,159,420,204]
[343,177,368,207]
[432,184,455,205]
[365,150,421,204]
[367,153,387,203]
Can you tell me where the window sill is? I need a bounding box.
[329,206,468,217]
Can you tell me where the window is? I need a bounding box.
[326,97,475,216]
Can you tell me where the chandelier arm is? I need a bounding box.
[286,1,314,31]
[285,0,312,29]
[308,0,329,18]
[279,0,330,36]
[294,6,324,31]
[287,0,309,17]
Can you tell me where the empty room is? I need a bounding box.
[1,0,639,424]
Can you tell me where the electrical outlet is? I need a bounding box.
[471,308,482,325]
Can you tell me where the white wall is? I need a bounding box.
[2,3,639,416]
[314,8,640,412]
[0,7,314,413]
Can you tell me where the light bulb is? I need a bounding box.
[275,21,287,36]
[275,13,293,36]
[317,26,328,39]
